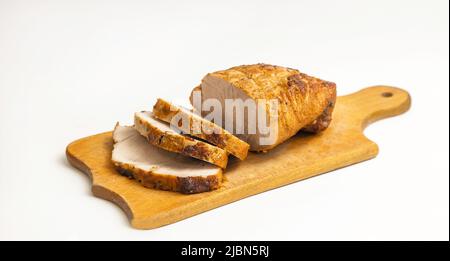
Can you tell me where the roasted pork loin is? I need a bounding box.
[112,124,222,194]
[190,64,336,151]
[134,111,228,168]
[153,98,250,160]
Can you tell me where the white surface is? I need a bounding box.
[0,0,448,240]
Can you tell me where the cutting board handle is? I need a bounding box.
[340,85,411,129]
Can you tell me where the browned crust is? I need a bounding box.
[134,113,228,168]
[302,95,336,133]
[152,98,250,160]
[199,63,337,151]
[301,80,337,133]
[113,162,222,194]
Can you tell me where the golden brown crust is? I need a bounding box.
[205,63,337,151]
[134,113,228,168]
[302,95,336,133]
[113,158,223,194]
[153,98,250,160]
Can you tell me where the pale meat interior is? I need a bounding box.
[199,75,277,151]
[135,111,179,134]
[112,125,220,177]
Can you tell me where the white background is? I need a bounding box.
[0,0,448,240]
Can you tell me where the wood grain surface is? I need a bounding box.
[66,86,411,229]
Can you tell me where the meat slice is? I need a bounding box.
[152,98,250,160]
[190,63,336,152]
[112,124,222,194]
[134,111,228,168]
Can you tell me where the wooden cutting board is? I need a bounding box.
[66,86,411,229]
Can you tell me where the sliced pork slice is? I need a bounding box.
[190,63,337,152]
[134,111,228,168]
[152,98,250,160]
[112,124,222,194]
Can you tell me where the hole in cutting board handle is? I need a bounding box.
[381,92,393,98]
